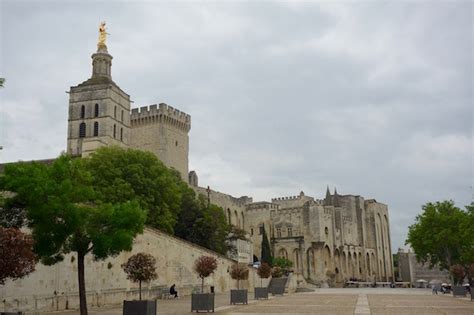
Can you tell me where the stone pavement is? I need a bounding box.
[38,288,474,315]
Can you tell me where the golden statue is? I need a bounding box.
[98,21,109,48]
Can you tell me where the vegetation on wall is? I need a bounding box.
[406,200,474,285]
[0,154,147,315]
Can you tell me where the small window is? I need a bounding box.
[95,104,99,117]
[276,228,281,238]
[93,122,99,136]
[259,224,264,235]
[288,227,292,237]
[80,105,85,119]
[175,140,178,146]
[113,124,116,138]
[114,106,117,119]
[121,110,124,122]
[325,227,329,235]
[79,122,86,138]
[250,228,253,236]
[120,128,123,141]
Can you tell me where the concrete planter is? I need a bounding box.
[254,287,268,299]
[269,277,287,295]
[191,293,214,312]
[452,286,466,297]
[230,289,248,305]
[123,300,156,315]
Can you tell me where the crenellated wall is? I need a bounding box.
[129,103,191,181]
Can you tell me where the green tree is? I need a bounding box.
[406,200,474,284]
[85,146,181,233]
[0,78,4,88]
[0,155,146,315]
[261,225,273,266]
[272,256,293,275]
[174,189,232,255]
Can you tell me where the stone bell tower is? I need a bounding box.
[66,38,131,156]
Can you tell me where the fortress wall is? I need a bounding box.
[0,227,259,313]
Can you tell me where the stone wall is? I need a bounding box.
[0,227,261,313]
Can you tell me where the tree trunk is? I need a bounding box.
[237,279,240,289]
[201,277,205,293]
[77,252,88,315]
[139,280,142,300]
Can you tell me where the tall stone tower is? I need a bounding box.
[67,44,130,156]
[129,103,191,181]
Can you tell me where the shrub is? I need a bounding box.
[271,266,283,278]
[194,256,218,293]
[122,253,158,300]
[230,263,249,289]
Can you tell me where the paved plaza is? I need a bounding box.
[38,288,474,315]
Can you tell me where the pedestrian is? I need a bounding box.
[170,284,178,298]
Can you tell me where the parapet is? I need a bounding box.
[130,103,191,131]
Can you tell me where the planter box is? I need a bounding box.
[230,289,248,305]
[123,300,156,315]
[254,287,268,299]
[1,313,23,315]
[192,293,214,312]
[452,286,466,297]
[269,277,287,295]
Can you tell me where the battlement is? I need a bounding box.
[271,195,300,202]
[130,103,191,132]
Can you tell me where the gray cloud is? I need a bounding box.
[0,1,472,252]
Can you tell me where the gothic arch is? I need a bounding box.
[278,248,288,259]
[306,248,315,278]
[323,245,331,270]
[293,248,301,271]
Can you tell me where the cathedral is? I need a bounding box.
[67,37,394,286]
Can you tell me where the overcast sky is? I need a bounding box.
[0,1,472,252]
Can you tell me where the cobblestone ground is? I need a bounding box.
[38,288,474,315]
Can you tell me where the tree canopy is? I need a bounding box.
[0,227,38,284]
[406,200,474,283]
[0,154,146,314]
[85,146,181,233]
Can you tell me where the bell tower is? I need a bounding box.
[66,30,130,156]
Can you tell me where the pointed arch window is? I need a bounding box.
[93,122,99,136]
[95,104,99,117]
[80,105,85,119]
[79,122,86,138]
[113,124,116,138]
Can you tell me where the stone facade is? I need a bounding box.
[67,42,394,286]
[397,248,449,286]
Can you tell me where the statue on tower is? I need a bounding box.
[97,21,109,48]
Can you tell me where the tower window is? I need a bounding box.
[114,106,117,119]
[80,105,85,119]
[276,228,282,238]
[288,227,292,237]
[79,122,86,138]
[121,110,124,122]
[120,128,123,141]
[93,122,99,137]
[95,104,99,117]
[175,140,178,146]
[113,124,116,138]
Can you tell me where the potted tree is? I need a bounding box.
[255,262,271,299]
[192,256,218,312]
[122,253,158,315]
[230,263,249,304]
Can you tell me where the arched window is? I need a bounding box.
[93,122,99,136]
[113,124,116,138]
[79,122,86,138]
[80,105,85,119]
[94,104,99,117]
[120,128,123,141]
